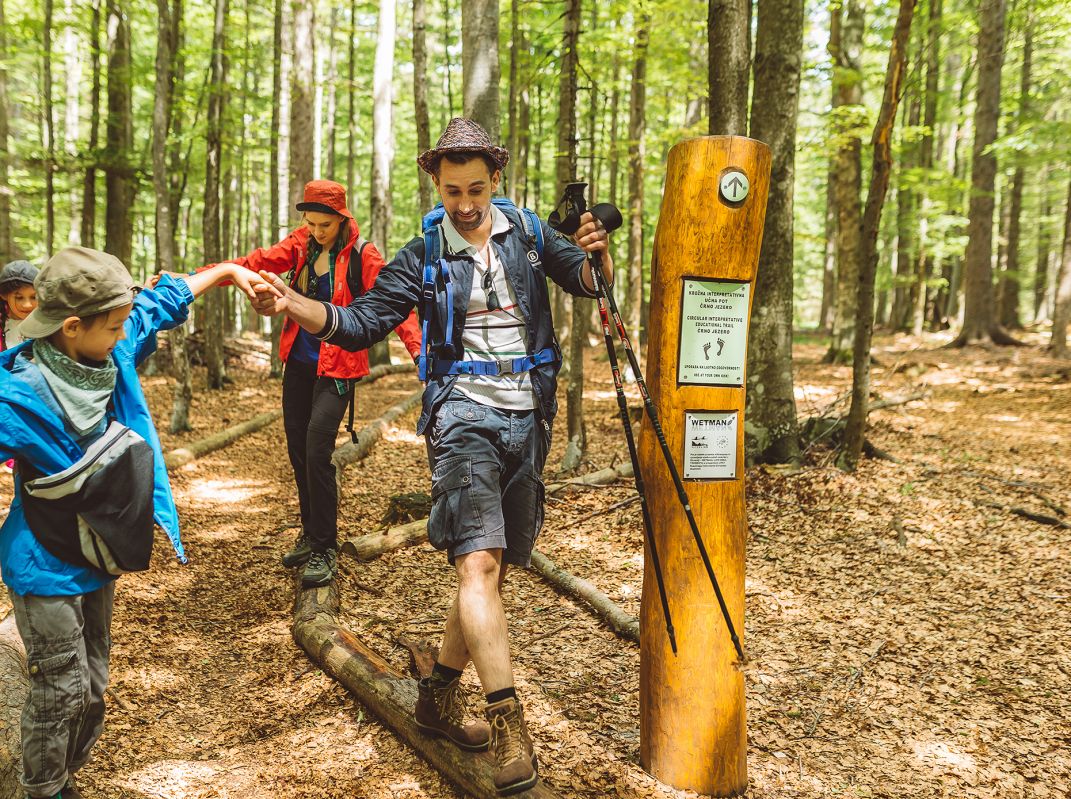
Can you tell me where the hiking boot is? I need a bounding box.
[485,697,538,795]
[415,676,491,752]
[301,548,337,587]
[281,535,313,568]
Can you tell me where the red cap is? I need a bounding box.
[296,180,352,218]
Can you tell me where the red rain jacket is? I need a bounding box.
[203,223,422,379]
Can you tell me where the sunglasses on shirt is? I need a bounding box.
[482,268,502,313]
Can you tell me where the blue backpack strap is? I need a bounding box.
[520,207,544,259]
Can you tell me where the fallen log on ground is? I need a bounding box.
[545,461,634,495]
[163,410,283,470]
[162,362,416,471]
[331,389,423,489]
[341,519,427,561]
[291,581,561,798]
[528,552,640,644]
[341,525,641,643]
[0,613,27,799]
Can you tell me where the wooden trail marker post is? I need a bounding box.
[638,136,770,796]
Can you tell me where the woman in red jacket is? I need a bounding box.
[209,180,421,586]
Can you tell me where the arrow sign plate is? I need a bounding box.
[719,170,750,204]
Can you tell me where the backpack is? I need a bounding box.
[417,198,548,381]
[21,421,156,575]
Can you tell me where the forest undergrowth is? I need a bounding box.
[1,331,1067,799]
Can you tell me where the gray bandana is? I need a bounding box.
[32,338,117,436]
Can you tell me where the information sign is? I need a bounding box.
[683,411,738,480]
[678,279,750,386]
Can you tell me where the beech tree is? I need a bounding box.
[745,0,804,465]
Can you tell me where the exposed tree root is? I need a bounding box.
[977,500,1071,529]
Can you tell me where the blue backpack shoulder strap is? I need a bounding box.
[490,197,544,259]
[419,203,448,382]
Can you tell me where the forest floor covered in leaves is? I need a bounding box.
[1,329,1068,798]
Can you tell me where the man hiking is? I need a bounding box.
[250,118,614,795]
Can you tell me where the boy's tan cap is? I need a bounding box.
[18,246,135,339]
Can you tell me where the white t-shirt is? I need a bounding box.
[440,205,537,411]
[3,317,24,349]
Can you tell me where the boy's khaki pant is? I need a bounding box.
[9,582,114,798]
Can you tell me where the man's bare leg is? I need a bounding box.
[437,560,510,675]
[437,550,513,692]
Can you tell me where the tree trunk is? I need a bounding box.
[44,0,56,256]
[347,0,357,198]
[203,0,228,389]
[559,0,584,470]
[289,0,315,212]
[325,7,340,179]
[911,0,941,337]
[0,0,10,260]
[152,0,191,432]
[268,0,287,378]
[442,0,456,118]
[891,87,919,331]
[825,0,864,363]
[998,6,1031,331]
[818,164,836,331]
[607,54,621,211]
[953,0,1012,346]
[707,0,750,135]
[1050,178,1071,357]
[744,0,803,466]
[461,0,500,141]
[80,0,102,249]
[104,0,134,264]
[413,0,434,213]
[368,0,396,368]
[626,13,650,346]
[505,0,520,202]
[1034,170,1051,322]
[62,0,82,245]
[840,0,917,471]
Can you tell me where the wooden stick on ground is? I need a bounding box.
[162,362,417,471]
[291,580,562,798]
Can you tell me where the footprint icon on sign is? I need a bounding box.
[703,342,711,361]
[716,338,726,357]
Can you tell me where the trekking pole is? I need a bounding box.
[588,248,677,654]
[587,203,746,664]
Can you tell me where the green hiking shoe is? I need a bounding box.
[281,535,313,568]
[301,548,337,587]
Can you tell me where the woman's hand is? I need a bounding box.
[228,264,279,302]
[147,271,182,289]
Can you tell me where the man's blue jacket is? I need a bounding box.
[314,205,596,434]
[0,275,193,597]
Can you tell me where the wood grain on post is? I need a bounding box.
[638,136,770,796]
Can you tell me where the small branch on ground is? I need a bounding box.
[976,500,1071,529]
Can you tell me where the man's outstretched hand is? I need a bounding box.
[251,271,295,316]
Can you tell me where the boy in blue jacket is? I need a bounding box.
[0,246,270,799]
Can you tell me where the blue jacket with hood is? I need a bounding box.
[0,274,193,597]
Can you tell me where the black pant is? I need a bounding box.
[281,359,353,552]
